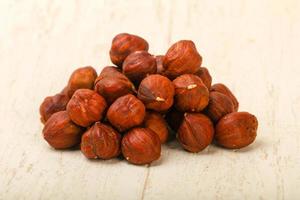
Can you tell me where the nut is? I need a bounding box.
[109,33,149,67]
[204,91,235,122]
[155,55,165,75]
[122,51,156,83]
[122,128,161,165]
[165,108,184,132]
[173,74,209,112]
[43,111,84,149]
[66,89,107,127]
[215,112,258,149]
[94,66,135,104]
[194,67,212,89]
[66,66,97,97]
[39,92,70,124]
[163,40,202,79]
[138,74,174,112]
[81,122,121,159]
[177,113,214,153]
[211,83,239,111]
[107,94,145,132]
[144,112,169,143]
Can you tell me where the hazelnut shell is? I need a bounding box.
[215,112,258,149]
[122,128,161,165]
[81,122,121,159]
[211,83,239,111]
[66,89,107,127]
[107,94,146,132]
[144,112,169,144]
[173,74,209,112]
[43,111,84,149]
[177,113,214,153]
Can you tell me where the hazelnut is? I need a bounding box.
[107,94,145,132]
[177,113,214,153]
[165,108,184,132]
[138,74,175,112]
[155,55,165,75]
[122,51,156,83]
[81,122,121,159]
[144,112,169,144]
[43,111,84,149]
[204,91,235,123]
[211,83,239,111]
[215,112,258,149]
[39,92,70,124]
[122,128,161,165]
[163,40,202,79]
[67,66,97,97]
[109,33,149,67]
[66,89,107,127]
[94,66,135,104]
[173,74,209,112]
[194,67,212,89]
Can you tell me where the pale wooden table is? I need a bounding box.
[0,0,299,199]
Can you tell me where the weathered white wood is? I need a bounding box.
[0,0,299,199]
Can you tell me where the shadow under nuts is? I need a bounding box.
[107,94,145,132]
[81,122,121,159]
[39,92,70,124]
[66,66,97,98]
[173,74,209,112]
[122,51,157,84]
[215,112,258,149]
[211,83,239,111]
[43,111,84,149]
[67,89,107,127]
[163,40,202,79]
[122,128,161,165]
[109,33,149,67]
[144,112,169,144]
[194,67,212,90]
[205,91,235,123]
[94,66,135,104]
[177,113,214,153]
[138,74,175,112]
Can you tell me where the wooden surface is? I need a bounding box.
[1,0,300,199]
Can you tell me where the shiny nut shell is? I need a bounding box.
[215,112,258,149]
[122,128,161,165]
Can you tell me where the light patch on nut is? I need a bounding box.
[187,84,197,90]
[156,97,165,102]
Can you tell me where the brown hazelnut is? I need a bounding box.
[107,94,145,132]
[163,40,202,79]
[177,113,214,153]
[155,55,165,75]
[144,112,169,144]
[109,33,149,67]
[211,83,239,111]
[194,67,212,89]
[122,128,161,165]
[66,89,107,127]
[215,112,258,149]
[123,51,156,83]
[94,66,135,104]
[138,74,175,112]
[39,92,70,124]
[43,111,84,149]
[173,74,209,112]
[204,91,235,123]
[165,108,184,132]
[67,66,97,97]
[81,122,121,159]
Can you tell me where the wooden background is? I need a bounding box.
[0,0,299,199]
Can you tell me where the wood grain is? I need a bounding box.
[0,0,299,199]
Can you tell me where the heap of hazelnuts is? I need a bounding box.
[40,33,258,165]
